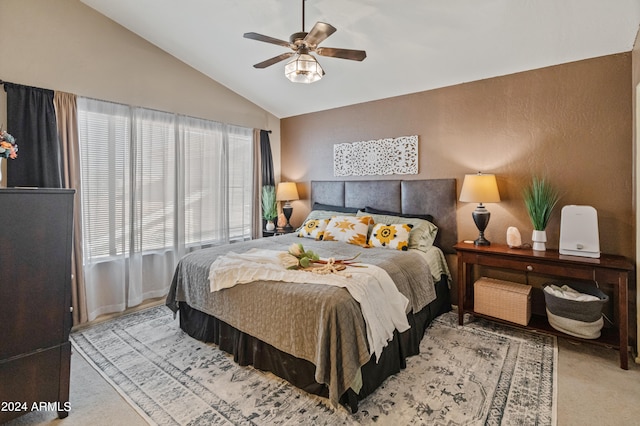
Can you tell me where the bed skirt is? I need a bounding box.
[177,275,451,412]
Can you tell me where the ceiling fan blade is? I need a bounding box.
[304,22,337,47]
[316,47,367,61]
[243,32,291,48]
[253,52,294,69]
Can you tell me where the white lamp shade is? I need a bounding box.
[459,173,501,203]
[276,182,299,201]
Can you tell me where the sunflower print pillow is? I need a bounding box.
[369,223,414,251]
[297,218,330,240]
[323,215,373,246]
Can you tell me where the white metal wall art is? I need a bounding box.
[333,135,418,176]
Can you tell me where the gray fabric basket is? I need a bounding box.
[543,281,608,323]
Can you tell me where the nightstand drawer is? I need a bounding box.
[475,254,594,280]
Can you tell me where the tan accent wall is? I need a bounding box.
[0,0,281,183]
[283,52,635,355]
[282,53,633,259]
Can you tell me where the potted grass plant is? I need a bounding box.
[262,185,278,231]
[523,177,560,251]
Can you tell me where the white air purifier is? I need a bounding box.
[559,205,600,258]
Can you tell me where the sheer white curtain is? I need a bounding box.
[179,119,253,248]
[77,98,253,321]
[78,98,131,319]
[128,108,178,307]
[179,116,228,249]
[227,125,254,240]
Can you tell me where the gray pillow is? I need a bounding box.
[363,206,434,224]
[312,202,361,214]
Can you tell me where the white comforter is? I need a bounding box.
[208,248,410,361]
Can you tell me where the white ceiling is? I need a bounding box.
[81,0,640,119]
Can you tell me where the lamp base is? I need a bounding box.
[472,203,491,246]
[474,235,491,246]
[283,205,294,231]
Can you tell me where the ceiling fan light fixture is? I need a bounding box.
[245,0,365,82]
[285,53,324,84]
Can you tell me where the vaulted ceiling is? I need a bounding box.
[81,0,640,118]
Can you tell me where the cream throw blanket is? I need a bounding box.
[544,284,601,302]
[208,248,410,361]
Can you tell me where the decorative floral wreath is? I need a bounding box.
[0,128,18,159]
[279,243,363,276]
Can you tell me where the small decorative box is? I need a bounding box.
[474,277,532,326]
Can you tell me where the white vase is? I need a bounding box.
[532,229,547,251]
[265,220,275,231]
[0,157,4,187]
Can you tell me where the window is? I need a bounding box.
[77,100,131,259]
[228,125,253,240]
[78,98,253,261]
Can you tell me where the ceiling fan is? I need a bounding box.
[243,0,367,83]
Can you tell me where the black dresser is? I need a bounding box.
[0,188,75,422]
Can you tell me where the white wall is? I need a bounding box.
[0,0,280,183]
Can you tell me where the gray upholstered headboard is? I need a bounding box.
[310,179,457,254]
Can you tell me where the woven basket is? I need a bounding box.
[546,308,604,339]
[474,277,532,326]
[543,281,608,323]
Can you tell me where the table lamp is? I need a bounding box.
[276,182,299,231]
[459,172,501,246]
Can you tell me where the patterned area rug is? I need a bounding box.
[71,306,557,425]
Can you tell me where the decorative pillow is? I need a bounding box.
[323,215,373,246]
[297,218,330,240]
[357,211,438,252]
[312,202,361,213]
[369,223,413,251]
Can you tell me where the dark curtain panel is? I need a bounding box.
[260,130,274,186]
[4,83,63,188]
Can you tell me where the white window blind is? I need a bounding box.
[77,98,253,260]
[132,108,177,253]
[77,99,131,259]
[228,125,253,240]
[180,116,228,246]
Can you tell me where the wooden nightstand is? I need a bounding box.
[454,242,634,369]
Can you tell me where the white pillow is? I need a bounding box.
[323,215,373,246]
[369,223,413,251]
[297,218,330,240]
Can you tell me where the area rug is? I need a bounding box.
[71,306,557,425]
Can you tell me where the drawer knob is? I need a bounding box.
[526,265,533,271]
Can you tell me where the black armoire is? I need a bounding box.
[0,188,74,423]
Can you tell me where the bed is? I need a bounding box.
[166,179,457,412]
